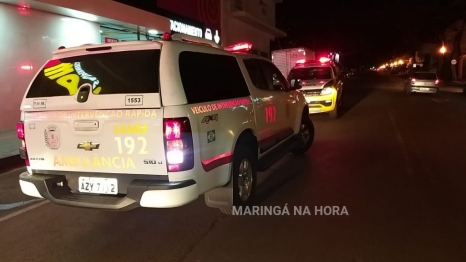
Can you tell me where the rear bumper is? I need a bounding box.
[19,172,198,210]
[410,86,438,93]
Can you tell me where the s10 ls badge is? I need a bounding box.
[144,159,163,165]
[201,114,218,124]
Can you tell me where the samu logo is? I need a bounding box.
[144,159,162,165]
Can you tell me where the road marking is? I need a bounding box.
[389,112,414,176]
[0,200,49,222]
[0,199,44,211]
[408,140,436,184]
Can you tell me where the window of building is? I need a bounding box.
[233,0,243,11]
[260,0,267,16]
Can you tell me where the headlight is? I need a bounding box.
[320,87,334,95]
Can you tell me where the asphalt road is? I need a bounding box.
[1,72,466,262]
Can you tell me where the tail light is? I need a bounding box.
[17,121,29,166]
[435,79,440,85]
[411,78,416,84]
[163,118,194,172]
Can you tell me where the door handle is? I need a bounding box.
[74,120,99,131]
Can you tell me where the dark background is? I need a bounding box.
[272,0,466,68]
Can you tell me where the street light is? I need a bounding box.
[440,46,446,54]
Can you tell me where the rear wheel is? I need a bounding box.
[220,144,257,215]
[405,85,412,95]
[292,115,314,155]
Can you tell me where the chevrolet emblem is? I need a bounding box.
[77,141,100,151]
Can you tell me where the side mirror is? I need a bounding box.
[289,79,302,90]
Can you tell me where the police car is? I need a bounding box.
[17,33,314,214]
[288,58,344,119]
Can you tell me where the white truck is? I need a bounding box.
[17,34,314,214]
[272,47,315,77]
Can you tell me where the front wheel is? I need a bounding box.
[292,115,314,155]
[329,105,338,119]
[220,144,257,215]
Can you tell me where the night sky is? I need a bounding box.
[274,0,463,68]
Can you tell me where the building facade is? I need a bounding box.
[222,0,286,58]
[0,0,284,132]
[444,19,466,80]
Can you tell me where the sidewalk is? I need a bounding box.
[0,130,20,159]
[0,130,24,173]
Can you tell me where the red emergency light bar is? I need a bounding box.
[162,32,172,40]
[319,57,331,63]
[224,42,252,52]
[296,57,332,65]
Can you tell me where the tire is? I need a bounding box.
[329,106,338,119]
[292,115,314,155]
[406,85,412,95]
[220,144,257,215]
[337,91,343,108]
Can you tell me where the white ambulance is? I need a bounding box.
[17,33,314,214]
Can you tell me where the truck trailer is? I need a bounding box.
[272,47,315,77]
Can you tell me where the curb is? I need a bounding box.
[0,154,24,174]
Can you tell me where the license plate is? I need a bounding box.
[79,177,118,195]
[420,87,429,91]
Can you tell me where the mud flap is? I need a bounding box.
[204,181,233,209]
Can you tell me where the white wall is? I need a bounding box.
[0,3,100,131]
[35,0,170,33]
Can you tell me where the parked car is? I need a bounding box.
[287,58,344,119]
[404,71,440,95]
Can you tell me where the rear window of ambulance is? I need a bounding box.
[26,50,160,98]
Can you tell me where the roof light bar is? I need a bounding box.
[224,42,252,52]
[161,32,172,40]
[319,57,331,63]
